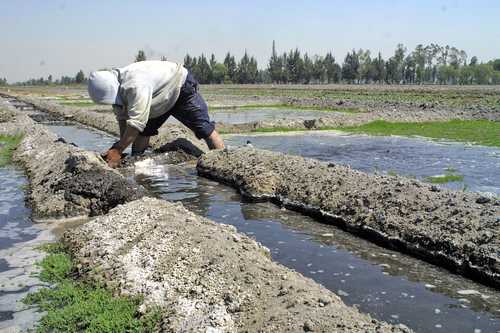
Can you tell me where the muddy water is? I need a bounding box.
[225,132,500,196]
[42,122,500,333]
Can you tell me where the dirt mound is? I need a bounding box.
[0,102,143,220]
[63,197,410,333]
[197,147,500,288]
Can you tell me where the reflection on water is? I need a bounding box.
[225,132,500,195]
[135,162,500,333]
[45,123,116,152]
[0,165,47,331]
[40,122,500,332]
[0,168,37,252]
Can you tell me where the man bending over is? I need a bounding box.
[87,60,224,168]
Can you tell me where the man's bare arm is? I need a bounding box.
[118,120,127,138]
[114,125,140,153]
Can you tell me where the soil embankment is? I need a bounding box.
[0,103,143,220]
[64,197,410,332]
[197,147,500,288]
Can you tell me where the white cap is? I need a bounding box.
[87,70,122,105]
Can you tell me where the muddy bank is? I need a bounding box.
[63,197,410,332]
[215,103,499,134]
[0,103,143,220]
[3,94,207,157]
[282,97,500,121]
[197,148,500,288]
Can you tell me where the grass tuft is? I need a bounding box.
[425,174,464,184]
[24,243,161,332]
[0,134,23,167]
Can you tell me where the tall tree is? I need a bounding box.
[286,48,304,83]
[358,49,373,83]
[196,54,211,84]
[372,52,386,83]
[237,51,251,84]
[324,52,339,83]
[312,56,326,83]
[75,70,85,84]
[223,52,237,83]
[492,59,500,71]
[269,40,283,83]
[135,50,146,62]
[342,50,360,83]
[211,63,227,84]
[303,53,314,84]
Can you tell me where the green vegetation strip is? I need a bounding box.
[337,120,500,147]
[425,174,464,184]
[0,134,23,167]
[24,243,160,332]
[210,103,362,113]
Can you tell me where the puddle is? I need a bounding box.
[225,132,500,195]
[46,123,116,152]
[0,167,37,253]
[7,100,499,332]
[0,165,48,331]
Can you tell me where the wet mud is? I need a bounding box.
[197,148,500,288]
[63,197,410,333]
[282,96,500,122]
[225,132,500,195]
[0,103,143,220]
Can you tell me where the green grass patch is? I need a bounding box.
[0,134,23,167]
[24,243,161,332]
[336,120,500,147]
[210,103,362,114]
[425,174,464,184]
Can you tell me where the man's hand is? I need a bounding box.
[102,147,122,168]
[102,124,141,168]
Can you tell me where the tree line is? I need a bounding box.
[183,42,500,85]
[11,70,86,86]
[8,43,500,86]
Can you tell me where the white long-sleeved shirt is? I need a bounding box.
[113,60,188,132]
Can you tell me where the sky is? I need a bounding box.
[1,0,499,82]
